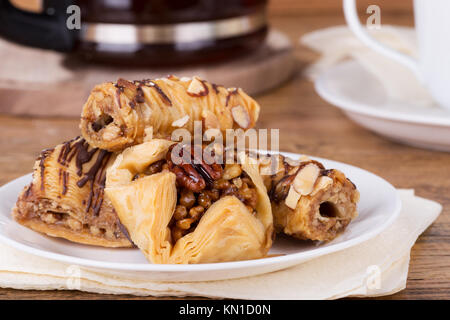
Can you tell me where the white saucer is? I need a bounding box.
[0,152,401,282]
[315,60,450,152]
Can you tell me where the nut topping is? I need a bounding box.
[292,163,320,196]
[269,174,296,202]
[172,115,190,128]
[231,105,250,129]
[223,163,242,180]
[166,143,223,192]
[311,176,333,196]
[285,157,301,167]
[187,77,208,96]
[285,187,301,209]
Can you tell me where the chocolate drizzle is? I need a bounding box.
[76,149,109,188]
[117,219,135,246]
[114,83,125,109]
[72,139,98,176]
[269,174,295,203]
[141,80,172,106]
[212,83,220,95]
[55,137,112,216]
[135,86,145,103]
[57,137,97,176]
[62,171,69,195]
[128,85,145,109]
[24,183,33,198]
[57,166,69,196]
[37,148,54,191]
[77,149,111,216]
[57,138,76,166]
[320,169,334,177]
[115,78,173,108]
[225,88,238,107]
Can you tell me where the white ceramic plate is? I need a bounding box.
[0,152,401,282]
[315,60,450,152]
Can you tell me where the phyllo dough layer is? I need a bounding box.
[259,154,359,241]
[12,137,132,247]
[105,139,273,264]
[81,76,260,152]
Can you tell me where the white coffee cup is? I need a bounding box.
[343,0,450,110]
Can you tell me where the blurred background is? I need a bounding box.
[0,0,414,117]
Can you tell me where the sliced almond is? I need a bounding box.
[187,77,207,96]
[292,163,320,196]
[285,187,301,209]
[202,111,220,129]
[311,176,333,196]
[285,157,301,167]
[180,76,191,82]
[172,115,190,128]
[231,105,250,129]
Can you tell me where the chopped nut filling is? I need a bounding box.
[132,143,259,244]
[35,210,121,240]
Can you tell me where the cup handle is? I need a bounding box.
[343,0,422,81]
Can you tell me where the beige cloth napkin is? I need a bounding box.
[301,25,434,107]
[0,189,441,299]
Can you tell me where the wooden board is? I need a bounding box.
[0,29,295,118]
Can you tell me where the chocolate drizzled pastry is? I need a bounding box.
[12,137,132,248]
[80,75,260,152]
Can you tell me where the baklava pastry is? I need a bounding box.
[259,154,359,241]
[105,139,273,264]
[80,76,260,152]
[12,137,132,247]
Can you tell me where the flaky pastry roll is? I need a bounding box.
[80,76,260,152]
[105,139,273,264]
[12,137,132,247]
[259,154,359,241]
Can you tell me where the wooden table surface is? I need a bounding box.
[0,13,449,300]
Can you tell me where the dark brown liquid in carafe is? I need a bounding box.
[75,0,268,66]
